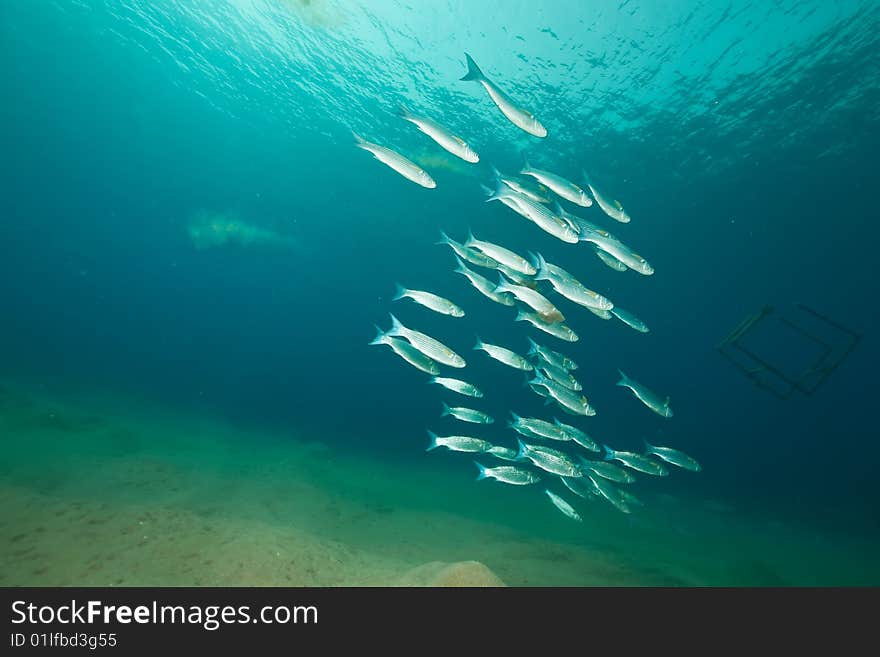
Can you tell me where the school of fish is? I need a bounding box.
[366,53,700,522]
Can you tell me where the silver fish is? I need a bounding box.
[490,167,551,203]
[643,440,702,472]
[603,445,668,476]
[453,257,516,307]
[531,371,596,416]
[545,489,583,521]
[553,419,599,452]
[579,228,654,276]
[594,249,628,272]
[474,338,532,370]
[486,182,579,244]
[515,310,579,342]
[515,440,582,478]
[552,202,601,234]
[429,376,483,398]
[492,260,538,288]
[398,105,479,163]
[481,182,527,216]
[460,53,547,138]
[538,363,582,391]
[508,413,570,442]
[387,314,465,368]
[616,369,673,418]
[521,158,592,207]
[582,171,630,223]
[509,420,546,441]
[588,474,632,514]
[426,430,492,453]
[611,306,649,333]
[394,284,464,318]
[532,253,613,311]
[352,132,436,188]
[486,445,523,462]
[437,231,500,269]
[496,276,564,323]
[572,220,619,246]
[526,338,578,371]
[560,475,600,499]
[475,461,541,485]
[441,402,493,425]
[465,231,536,276]
[578,456,637,484]
[369,328,440,375]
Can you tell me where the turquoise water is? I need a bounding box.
[1,0,878,585]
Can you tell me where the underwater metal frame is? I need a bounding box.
[716,303,860,399]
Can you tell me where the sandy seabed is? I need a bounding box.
[1,378,877,587]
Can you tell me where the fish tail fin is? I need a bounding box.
[552,200,565,216]
[514,310,526,323]
[526,250,538,268]
[602,444,614,461]
[484,178,508,204]
[452,255,468,275]
[526,336,539,356]
[473,335,484,351]
[520,153,532,174]
[642,437,654,454]
[435,230,452,246]
[515,439,528,460]
[388,313,404,335]
[581,169,592,186]
[460,53,484,81]
[464,228,476,246]
[426,430,439,451]
[397,104,413,120]
[474,461,489,481]
[494,272,509,292]
[368,324,387,346]
[508,411,522,426]
[616,369,632,387]
[352,131,369,148]
[392,283,408,301]
[440,402,451,417]
[490,165,501,180]
[427,376,439,385]
[532,252,550,281]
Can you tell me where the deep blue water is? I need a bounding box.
[2,0,879,539]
